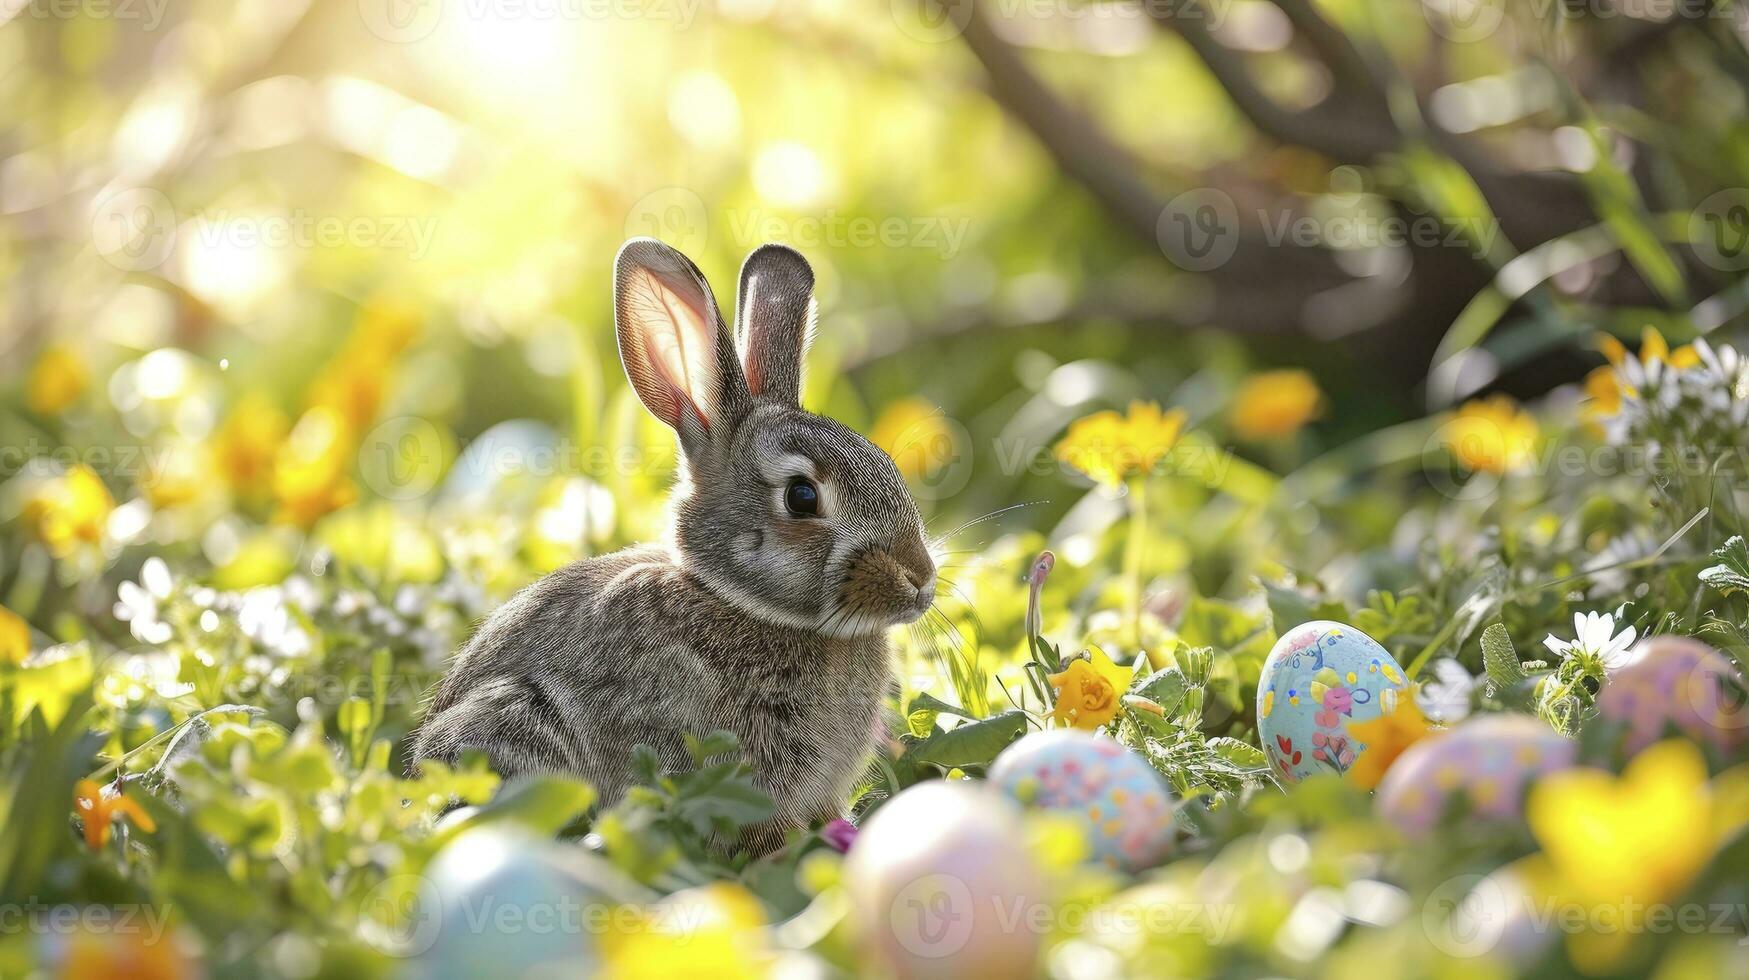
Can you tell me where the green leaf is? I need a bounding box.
[906,691,978,721]
[1207,737,1266,770]
[1131,668,1187,718]
[1481,622,1528,689]
[468,775,598,835]
[906,711,1027,768]
[1701,536,1749,598]
[673,778,774,831]
[1262,582,1348,636]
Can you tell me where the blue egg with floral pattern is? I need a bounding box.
[1256,620,1409,784]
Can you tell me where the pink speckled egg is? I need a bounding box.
[1596,636,1747,756]
[1376,715,1576,837]
[844,781,1043,980]
[988,730,1176,871]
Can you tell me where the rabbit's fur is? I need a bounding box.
[413,240,936,854]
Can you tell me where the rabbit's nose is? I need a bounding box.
[903,565,930,589]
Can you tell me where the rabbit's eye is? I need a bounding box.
[785,478,820,517]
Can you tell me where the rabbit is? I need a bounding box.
[412,238,937,855]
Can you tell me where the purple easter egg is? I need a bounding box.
[1596,636,1747,756]
[989,730,1176,871]
[1376,714,1576,836]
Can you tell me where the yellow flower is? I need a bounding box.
[1597,327,1700,371]
[1528,740,1748,908]
[1055,401,1188,488]
[1583,365,1623,418]
[214,395,290,502]
[140,442,211,510]
[1048,646,1133,731]
[25,344,88,416]
[1230,369,1323,440]
[870,397,957,482]
[273,406,358,527]
[22,465,114,559]
[0,605,29,665]
[1441,395,1539,475]
[600,882,771,980]
[73,779,156,850]
[1344,690,1432,790]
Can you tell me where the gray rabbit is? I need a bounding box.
[413,239,937,854]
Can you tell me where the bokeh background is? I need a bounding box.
[7,1,1749,977]
[9,0,1748,592]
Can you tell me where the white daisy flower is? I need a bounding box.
[1543,607,1638,671]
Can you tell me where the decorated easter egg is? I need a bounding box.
[1257,620,1409,783]
[988,729,1176,871]
[393,826,639,979]
[1596,635,1747,756]
[845,781,1044,980]
[1376,714,1576,836]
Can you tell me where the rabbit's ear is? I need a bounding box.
[734,244,815,407]
[615,239,751,453]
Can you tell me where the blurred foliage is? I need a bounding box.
[6,0,1749,978]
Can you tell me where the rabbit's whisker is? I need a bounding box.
[927,501,1043,548]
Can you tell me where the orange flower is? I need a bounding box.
[1230,369,1323,440]
[1344,690,1433,790]
[73,779,156,850]
[1048,647,1133,730]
